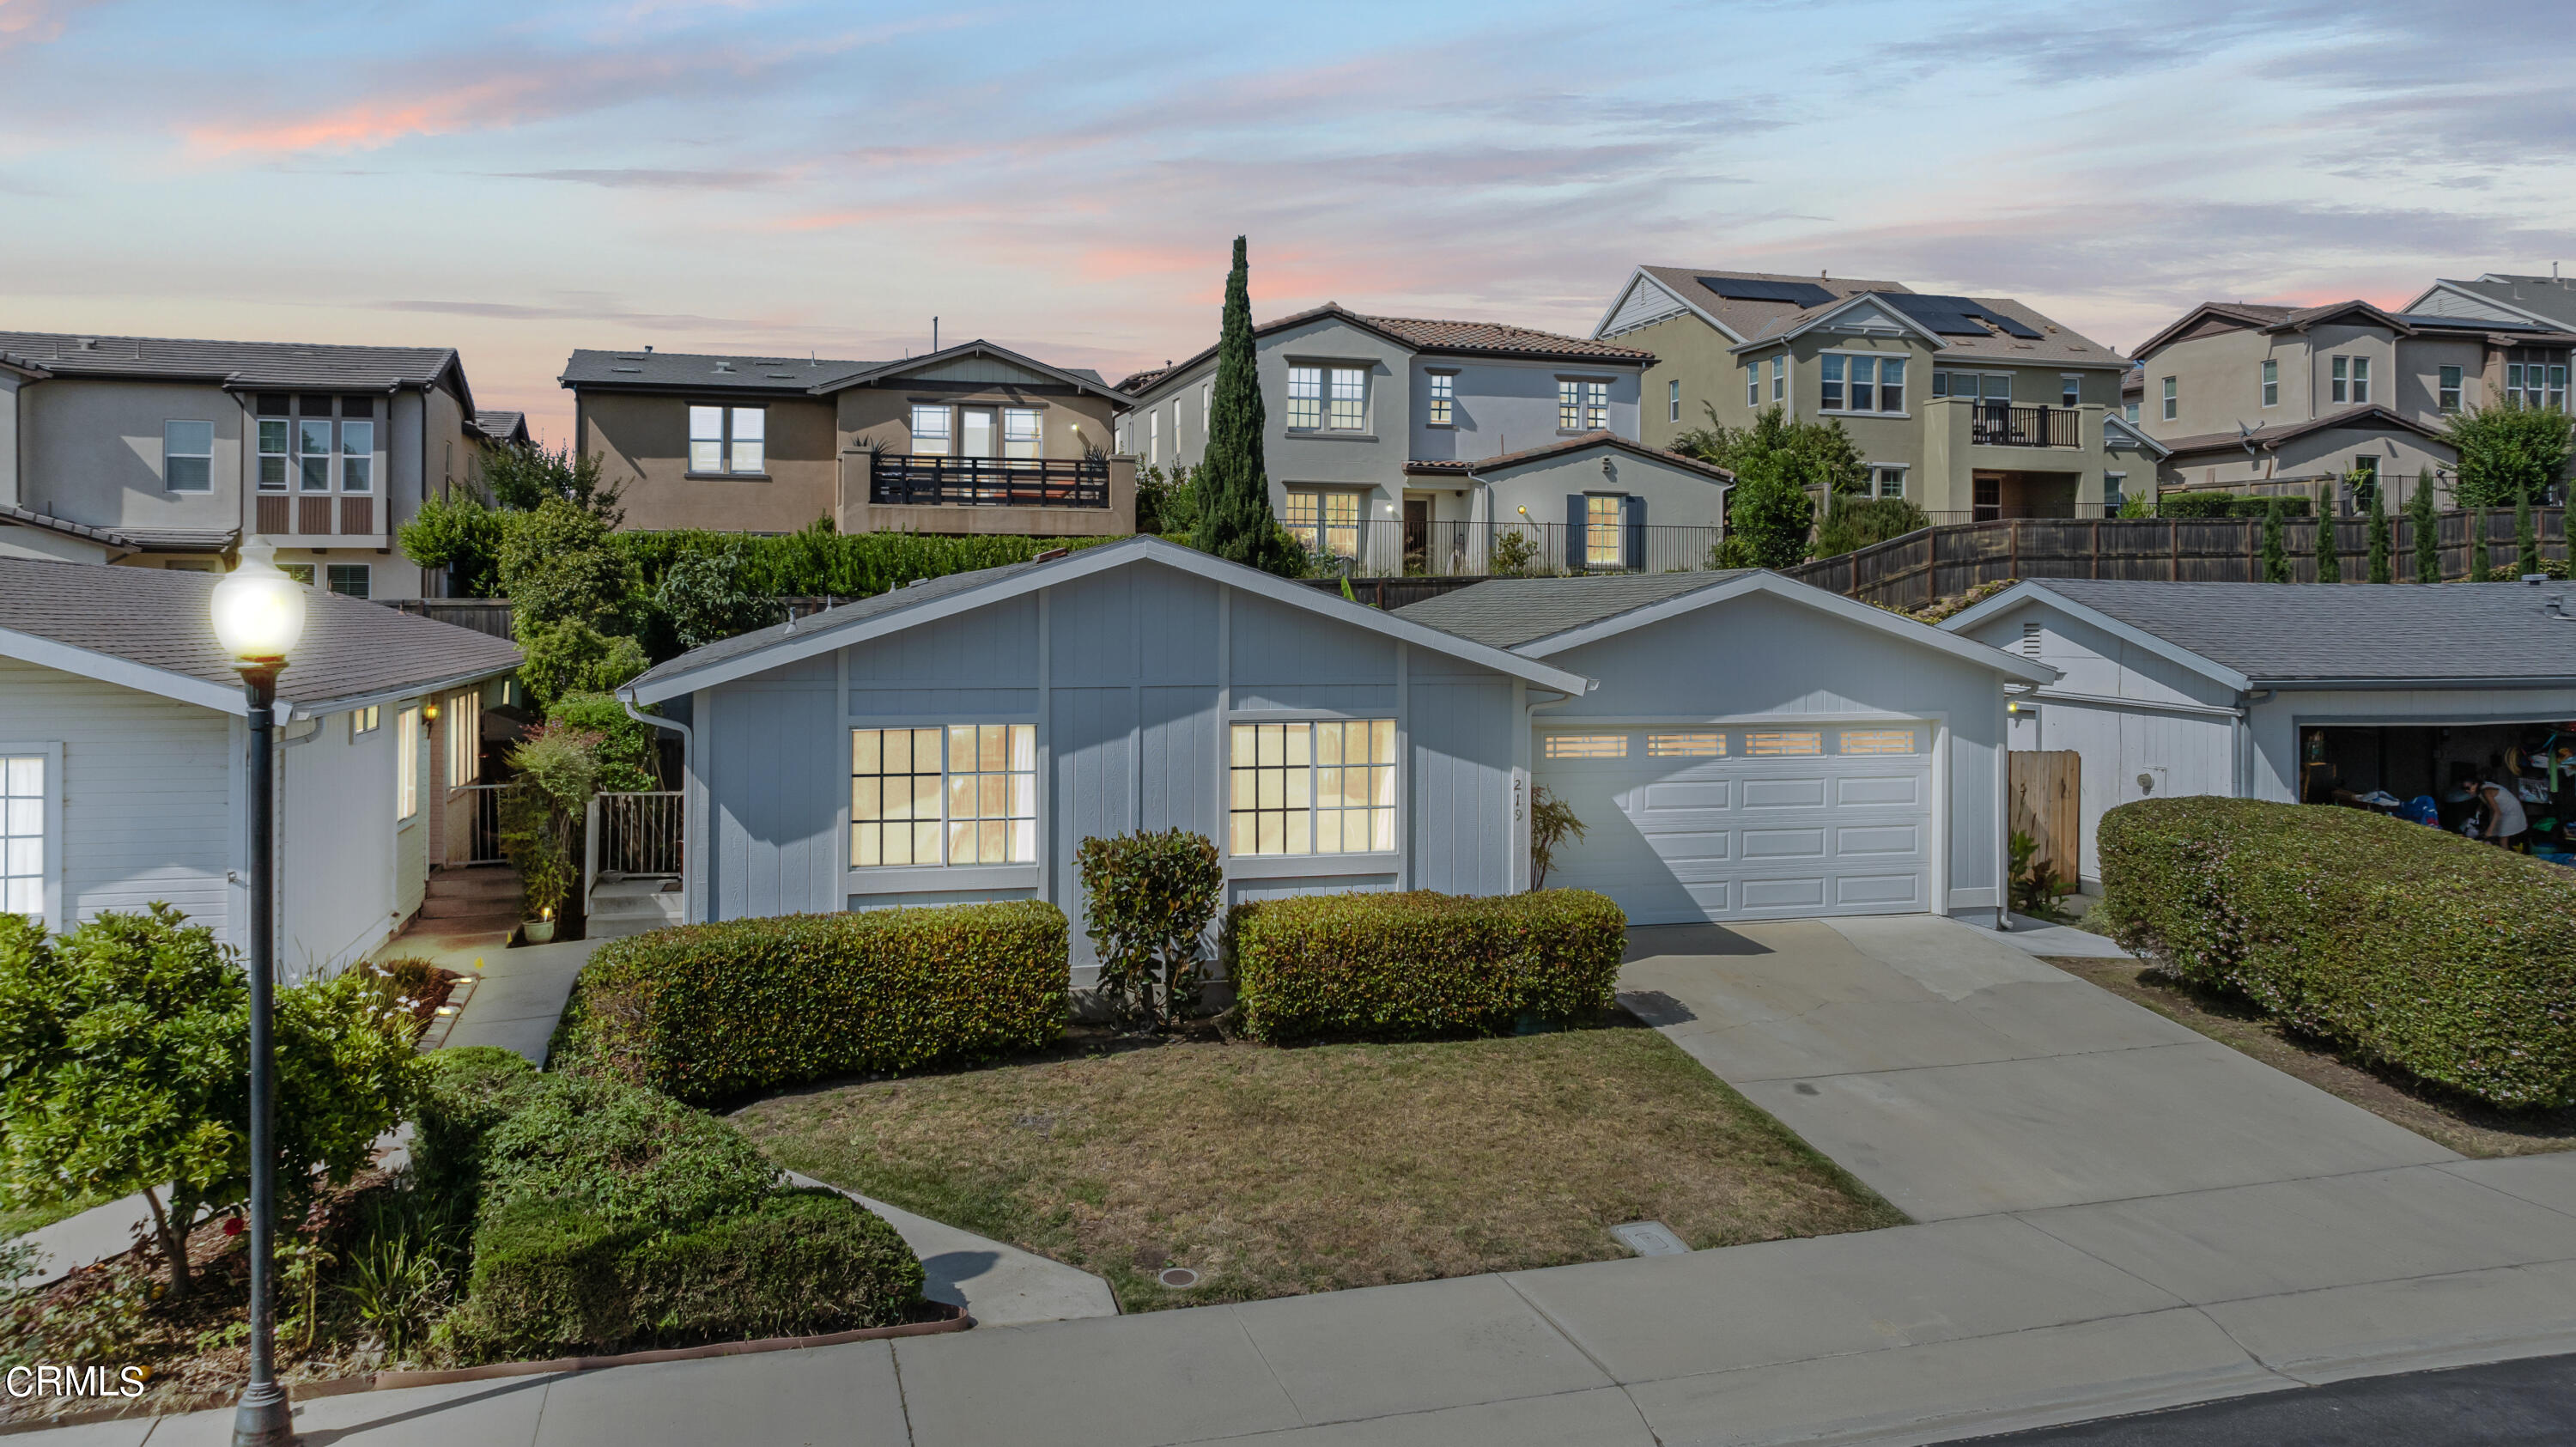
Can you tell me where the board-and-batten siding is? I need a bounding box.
[691,558,1528,978]
[1598,276,1690,339]
[276,710,405,979]
[0,656,236,937]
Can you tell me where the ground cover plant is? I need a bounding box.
[732,1014,1900,1313]
[2096,797,2576,1110]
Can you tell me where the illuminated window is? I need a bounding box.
[1002,408,1042,460]
[1647,733,1724,757]
[849,725,1036,868]
[1838,727,1921,756]
[1283,489,1362,558]
[1543,733,1628,760]
[397,707,421,821]
[1585,495,1624,568]
[909,404,951,456]
[1328,367,1367,429]
[1426,372,1455,426]
[1228,720,1395,856]
[349,705,381,739]
[1745,730,1823,757]
[1558,378,1607,431]
[447,690,483,786]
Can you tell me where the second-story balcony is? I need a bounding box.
[1968,403,2082,448]
[869,454,1110,509]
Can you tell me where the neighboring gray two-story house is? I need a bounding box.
[2129,295,2575,512]
[0,331,487,599]
[1114,305,1731,575]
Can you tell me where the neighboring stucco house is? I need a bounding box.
[616,538,2047,978]
[561,339,1138,539]
[2404,272,2576,393]
[1113,306,1726,575]
[1942,579,2576,885]
[2124,299,2569,511]
[0,331,486,599]
[1592,267,2132,521]
[0,557,521,976]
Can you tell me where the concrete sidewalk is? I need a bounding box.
[27,916,2576,1446]
[436,937,592,1065]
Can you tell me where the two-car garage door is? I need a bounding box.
[1534,721,1935,924]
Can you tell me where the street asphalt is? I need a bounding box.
[1959,1351,2576,1445]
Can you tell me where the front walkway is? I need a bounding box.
[31,917,2576,1446]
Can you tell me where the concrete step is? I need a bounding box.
[426,869,523,902]
[585,880,683,941]
[422,894,522,921]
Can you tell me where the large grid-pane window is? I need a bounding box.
[1002,408,1042,459]
[1287,367,1323,429]
[850,725,1036,868]
[1228,720,1394,857]
[1558,379,1607,431]
[1327,368,1366,429]
[327,564,370,598]
[1584,494,1623,568]
[1426,372,1455,426]
[164,421,213,492]
[3,754,43,920]
[1284,489,1360,558]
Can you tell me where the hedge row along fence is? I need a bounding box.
[2096,797,2576,1110]
[416,1048,922,1360]
[607,527,1115,602]
[1224,889,1627,1043]
[554,902,1068,1104]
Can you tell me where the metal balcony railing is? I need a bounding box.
[871,455,1109,508]
[1969,404,2081,448]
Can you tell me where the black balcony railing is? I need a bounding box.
[871,454,1110,508]
[1970,404,2081,448]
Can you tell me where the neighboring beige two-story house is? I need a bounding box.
[0,331,484,599]
[2127,297,2573,512]
[1593,268,2136,521]
[561,339,1137,538]
[1114,304,1729,575]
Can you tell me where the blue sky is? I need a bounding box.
[4,0,2573,441]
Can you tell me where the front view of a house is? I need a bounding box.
[620,539,2051,974]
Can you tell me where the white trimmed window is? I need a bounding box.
[447,690,483,786]
[1770,356,1785,403]
[1558,379,1608,431]
[350,705,381,739]
[1283,489,1362,558]
[2059,374,2081,408]
[2330,356,2371,405]
[1821,355,1905,413]
[397,707,422,821]
[2438,364,2464,412]
[1201,380,1212,430]
[1002,408,1042,460]
[849,725,1036,868]
[2506,362,2568,410]
[690,405,765,473]
[1328,367,1367,429]
[2260,360,2279,408]
[1147,410,1160,463]
[3,751,48,921]
[340,400,375,493]
[1746,361,1759,407]
[1228,720,1395,856]
[2161,376,2177,421]
[1426,371,1455,426]
[164,421,213,492]
[1287,366,1323,429]
[1869,465,1908,498]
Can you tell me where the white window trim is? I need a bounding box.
[1425,369,1458,429]
[844,720,1042,886]
[1868,464,1910,499]
[0,742,64,927]
[689,404,769,476]
[2160,376,2178,421]
[397,706,422,825]
[162,420,215,494]
[1222,717,1402,866]
[1285,361,1374,435]
[2058,373,2083,409]
[1816,349,1911,416]
[1556,374,1614,434]
[1668,377,1682,423]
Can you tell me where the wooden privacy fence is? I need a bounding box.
[1783,508,2569,611]
[2008,751,2081,888]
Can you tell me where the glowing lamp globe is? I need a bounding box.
[210,542,308,664]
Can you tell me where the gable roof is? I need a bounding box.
[1401,431,1735,483]
[2155,404,2448,458]
[2099,413,2169,458]
[1740,289,2123,368]
[1116,304,1649,400]
[471,410,532,446]
[1605,267,1911,345]
[621,537,1591,704]
[1394,569,2055,682]
[0,556,522,717]
[1940,579,2576,689]
[806,339,1133,402]
[0,331,474,412]
[0,503,138,554]
[2404,275,2576,331]
[562,339,1132,404]
[2130,300,2414,359]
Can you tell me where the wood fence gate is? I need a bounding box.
[2008,751,2081,887]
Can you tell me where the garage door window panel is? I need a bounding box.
[1544,733,1629,760]
[1746,730,1823,757]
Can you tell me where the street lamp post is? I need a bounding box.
[209,544,307,1447]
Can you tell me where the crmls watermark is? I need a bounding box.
[6,1364,149,1400]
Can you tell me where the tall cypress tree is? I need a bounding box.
[2314,505,2342,583]
[2366,475,2393,583]
[2408,466,2441,583]
[2516,483,2541,578]
[2260,500,2291,582]
[2468,506,2493,581]
[1192,236,1288,573]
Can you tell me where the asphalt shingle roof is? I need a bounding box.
[560,349,881,393]
[1393,571,1756,651]
[2439,275,2576,330]
[1635,267,2120,366]
[471,410,531,445]
[2013,580,2576,684]
[2154,404,2442,456]
[1119,305,1651,399]
[0,331,466,398]
[0,557,522,710]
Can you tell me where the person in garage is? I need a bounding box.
[2473,773,2530,852]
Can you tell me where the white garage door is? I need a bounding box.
[1534,721,1935,924]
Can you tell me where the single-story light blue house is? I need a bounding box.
[618,538,2052,973]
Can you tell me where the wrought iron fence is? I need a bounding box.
[1350,520,1728,577]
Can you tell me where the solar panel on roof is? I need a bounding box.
[1697,277,1838,308]
[1873,292,2045,339]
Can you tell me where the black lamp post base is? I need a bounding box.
[231,1380,293,1444]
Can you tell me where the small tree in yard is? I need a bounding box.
[2468,507,2494,581]
[1529,787,1586,890]
[1076,830,1223,1032]
[2260,501,2291,582]
[2442,401,2573,509]
[1192,238,1293,574]
[480,444,627,526]
[2517,483,2542,577]
[2313,494,2342,583]
[500,724,605,926]
[0,908,417,1298]
[2366,478,2394,583]
[2409,467,2441,582]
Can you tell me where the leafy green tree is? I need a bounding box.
[396,492,511,598]
[2518,483,2542,577]
[514,617,647,714]
[2314,489,2344,583]
[1135,463,1200,538]
[2467,507,2494,581]
[2117,489,2155,518]
[2260,502,2291,582]
[548,692,664,793]
[651,543,779,653]
[1192,238,1291,572]
[2366,478,2393,583]
[1075,830,1223,1032]
[499,500,630,630]
[2442,402,2573,508]
[1674,404,1868,499]
[1715,473,1816,568]
[480,444,627,526]
[0,909,416,1297]
[499,723,605,921]
[2408,468,2441,582]
[1812,496,1930,559]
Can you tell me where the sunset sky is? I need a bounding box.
[5,0,2573,442]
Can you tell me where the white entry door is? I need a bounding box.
[1534,721,1936,924]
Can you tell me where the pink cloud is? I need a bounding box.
[0,0,93,52]
[183,71,569,156]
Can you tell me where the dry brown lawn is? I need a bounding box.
[2052,957,2576,1159]
[732,1016,1900,1311]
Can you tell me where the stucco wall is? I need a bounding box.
[583,391,840,533]
[1403,356,1643,464]
[22,378,245,540]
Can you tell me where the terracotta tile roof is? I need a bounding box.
[1401,431,1733,483]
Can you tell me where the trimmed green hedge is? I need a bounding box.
[450,1188,921,1359]
[2157,491,2312,519]
[2097,797,2576,1109]
[556,903,1068,1104]
[1224,890,1627,1043]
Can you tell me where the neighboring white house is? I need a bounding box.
[616,538,2048,976]
[0,557,521,976]
[1941,579,2576,884]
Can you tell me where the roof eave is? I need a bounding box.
[1512,571,2056,684]
[1937,583,2254,692]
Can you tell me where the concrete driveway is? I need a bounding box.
[1617,915,2458,1220]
